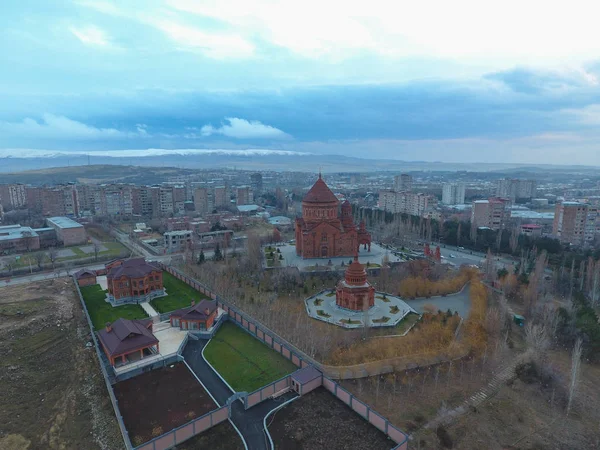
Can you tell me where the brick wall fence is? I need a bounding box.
[159,264,410,450]
[73,278,134,450]
[134,406,229,450]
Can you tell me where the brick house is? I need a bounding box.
[97,318,159,367]
[106,258,164,305]
[169,300,218,331]
[74,268,97,286]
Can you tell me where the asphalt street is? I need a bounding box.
[183,339,298,450]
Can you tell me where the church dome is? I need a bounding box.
[345,256,368,286]
[303,175,339,204]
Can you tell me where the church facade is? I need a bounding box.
[295,174,371,259]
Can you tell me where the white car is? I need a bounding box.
[449,253,456,258]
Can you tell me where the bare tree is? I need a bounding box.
[567,338,583,416]
[34,251,45,269]
[509,227,519,254]
[93,242,101,261]
[525,323,551,363]
[48,247,58,269]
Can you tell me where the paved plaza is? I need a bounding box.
[275,242,403,271]
[305,290,417,329]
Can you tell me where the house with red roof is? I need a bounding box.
[97,318,159,367]
[106,258,164,305]
[169,299,218,331]
[74,268,97,287]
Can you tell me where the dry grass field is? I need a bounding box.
[0,279,121,450]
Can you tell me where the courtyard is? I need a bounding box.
[113,363,217,447]
[273,242,403,271]
[150,271,211,313]
[203,322,297,392]
[80,283,148,330]
[305,290,417,329]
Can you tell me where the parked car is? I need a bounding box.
[449,253,456,258]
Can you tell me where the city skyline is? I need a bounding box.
[2,1,600,164]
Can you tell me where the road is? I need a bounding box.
[183,339,298,450]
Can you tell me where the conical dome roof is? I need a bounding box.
[344,255,367,286]
[303,175,338,204]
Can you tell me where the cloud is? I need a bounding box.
[485,67,599,94]
[0,114,144,140]
[148,20,254,59]
[69,25,112,47]
[561,104,600,125]
[199,118,290,139]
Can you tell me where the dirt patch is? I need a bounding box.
[268,387,394,450]
[114,363,217,446]
[0,278,122,450]
[174,420,244,450]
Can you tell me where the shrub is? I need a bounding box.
[436,426,453,448]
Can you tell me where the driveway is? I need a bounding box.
[183,339,298,450]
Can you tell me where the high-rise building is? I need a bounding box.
[236,186,251,205]
[213,186,228,208]
[553,202,588,246]
[378,190,437,217]
[496,179,537,201]
[471,197,509,230]
[250,173,263,195]
[394,174,412,192]
[0,184,26,209]
[442,183,466,205]
[194,187,210,215]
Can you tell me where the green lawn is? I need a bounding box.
[203,322,297,392]
[79,284,148,330]
[150,271,210,313]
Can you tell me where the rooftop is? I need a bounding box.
[97,318,158,357]
[237,204,260,212]
[107,258,160,279]
[0,224,38,241]
[170,300,217,321]
[303,175,338,204]
[46,216,83,229]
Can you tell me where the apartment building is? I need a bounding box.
[236,186,251,206]
[471,197,509,230]
[250,173,263,195]
[213,186,228,208]
[394,174,412,192]
[442,182,466,205]
[0,184,27,209]
[378,190,438,217]
[553,202,588,246]
[194,187,210,214]
[496,179,537,202]
[164,230,193,253]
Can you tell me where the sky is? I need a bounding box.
[2,0,600,165]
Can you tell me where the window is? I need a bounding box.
[133,290,138,296]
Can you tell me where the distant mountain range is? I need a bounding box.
[0,149,598,182]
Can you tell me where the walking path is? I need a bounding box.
[424,358,519,430]
[183,339,298,450]
[140,302,159,319]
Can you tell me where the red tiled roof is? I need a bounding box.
[74,269,96,279]
[303,175,338,204]
[107,258,160,280]
[170,299,217,321]
[97,318,157,357]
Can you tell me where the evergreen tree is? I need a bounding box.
[198,250,205,264]
[213,243,223,261]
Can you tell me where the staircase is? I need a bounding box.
[425,360,518,429]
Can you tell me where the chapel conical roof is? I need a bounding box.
[303,174,338,204]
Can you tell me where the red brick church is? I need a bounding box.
[295,174,371,259]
